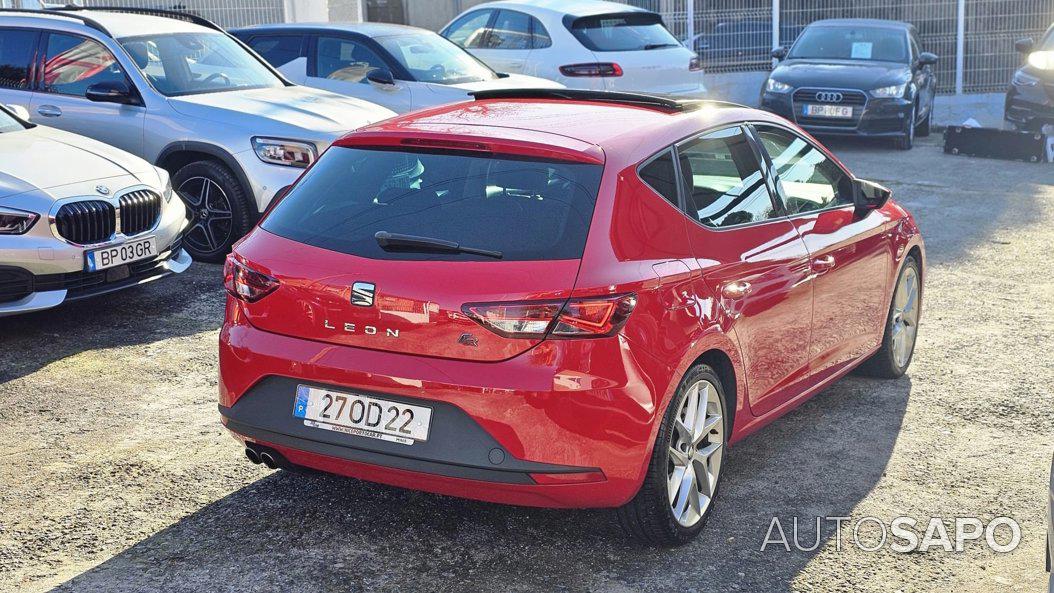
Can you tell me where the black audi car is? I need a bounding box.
[760,19,938,150]
[1005,23,1054,131]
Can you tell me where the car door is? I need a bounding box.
[244,33,307,84]
[470,9,534,74]
[306,34,413,113]
[0,28,42,115]
[751,123,893,380]
[28,31,145,156]
[677,125,815,416]
[910,33,936,118]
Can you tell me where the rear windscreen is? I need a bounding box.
[261,147,603,261]
[568,13,680,52]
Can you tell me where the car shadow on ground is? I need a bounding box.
[48,375,912,593]
[0,263,222,383]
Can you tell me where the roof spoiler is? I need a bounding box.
[470,89,746,113]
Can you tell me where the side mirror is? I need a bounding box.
[366,68,397,89]
[854,178,892,216]
[85,80,139,105]
[1014,38,1034,54]
[771,47,788,60]
[918,52,938,66]
[4,103,30,121]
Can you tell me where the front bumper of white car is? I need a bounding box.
[0,185,190,316]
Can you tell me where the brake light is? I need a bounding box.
[463,294,636,339]
[224,255,279,302]
[689,56,704,71]
[559,63,623,77]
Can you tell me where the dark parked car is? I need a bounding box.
[1005,23,1054,131]
[760,19,937,150]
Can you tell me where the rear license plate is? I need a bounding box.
[293,385,432,445]
[804,104,853,118]
[85,236,157,272]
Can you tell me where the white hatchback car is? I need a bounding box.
[0,105,189,316]
[232,23,563,114]
[440,0,706,97]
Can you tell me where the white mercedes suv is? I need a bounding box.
[0,104,190,316]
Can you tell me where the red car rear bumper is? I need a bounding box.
[219,300,672,508]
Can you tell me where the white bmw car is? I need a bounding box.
[440,0,706,97]
[0,105,190,316]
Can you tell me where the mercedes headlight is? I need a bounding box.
[0,206,38,235]
[871,83,908,98]
[252,137,317,169]
[765,78,792,93]
[1027,50,1054,70]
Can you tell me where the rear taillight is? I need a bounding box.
[559,62,623,77]
[224,255,279,303]
[463,294,636,339]
[689,56,703,71]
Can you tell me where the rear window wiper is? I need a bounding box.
[644,43,680,50]
[374,231,503,259]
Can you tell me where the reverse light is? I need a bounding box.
[765,78,792,93]
[252,137,317,168]
[0,206,38,235]
[559,63,623,77]
[871,83,908,98]
[224,255,279,302]
[463,294,637,339]
[689,56,704,72]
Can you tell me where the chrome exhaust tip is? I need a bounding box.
[259,451,278,470]
[245,447,262,465]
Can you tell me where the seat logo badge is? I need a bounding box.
[351,282,376,307]
[816,91,844,103]
[95,185,111,195]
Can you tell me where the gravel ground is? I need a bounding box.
[1,135,1052,593]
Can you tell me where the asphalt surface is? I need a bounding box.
[1,135,1052,593]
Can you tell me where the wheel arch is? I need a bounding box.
[156,142,256,214]
[689,348,739,441]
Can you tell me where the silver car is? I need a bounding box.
[0,8,395,261]
[0,104,189,316]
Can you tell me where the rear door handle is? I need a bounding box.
[721,280,752,299]
[37,105,62,117]
[812,255,836,273]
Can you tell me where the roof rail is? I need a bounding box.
[0,8,110,35]
[53,5,223,33]
[470,89,693,112]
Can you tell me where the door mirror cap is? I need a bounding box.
[918,52,938,66]
[1015,37,1035,54]
[366,68,397,89]
[853,178,892,216]
[85,81,139,105]
[4,104,30,121]
[770,47,788,60]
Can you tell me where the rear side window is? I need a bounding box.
[568,13,680,52]
[42,34,129,97]
[262,148,603,261]
[0,29,38,90]
[315,37,387,82]
[678,127,779,228]
[444,10,492,49]
[247,35,303,68]
[484,10,533,50]
[638,149,679,207]
[754,125,853,215]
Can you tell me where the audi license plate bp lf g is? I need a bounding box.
[218,89,925,546]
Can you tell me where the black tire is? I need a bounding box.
[616,364,729,546]
[172,160,254,263]
[916,106,931,137]
[894,104,916,150]
[856,256,921,378]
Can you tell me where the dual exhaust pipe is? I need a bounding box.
[245,444,283,470]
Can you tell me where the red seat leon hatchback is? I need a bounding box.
[219,89,924,545]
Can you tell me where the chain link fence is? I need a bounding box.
[619,0,1053,94]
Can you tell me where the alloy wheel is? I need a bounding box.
[178,176,234,255]
[667,379,725,528]
[891,266,920,368]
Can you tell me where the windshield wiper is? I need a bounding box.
[374,231,503,259]
[644,43,680,50]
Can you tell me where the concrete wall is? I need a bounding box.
[284,0,328,22]
[328,0,364,22]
